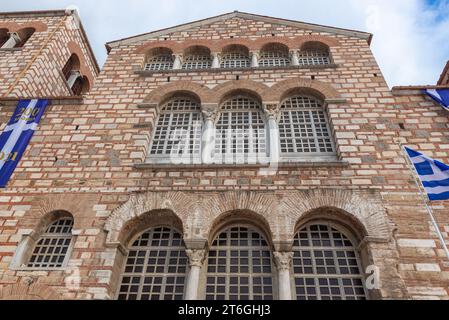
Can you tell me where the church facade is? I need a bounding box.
[0,9,448,300]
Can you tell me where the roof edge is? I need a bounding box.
[0,10,67,17]
[437,61,449,85]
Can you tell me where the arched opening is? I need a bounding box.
[62,53,90,96]
[148,93,202,164]
[220,44,251,69]
[182,45,212,70]
[214,91,267,164]
[298,41,331,66]
[144,47,174,71]
[259,43,290,67]
[16,27,35,47]
[0,28,9,48]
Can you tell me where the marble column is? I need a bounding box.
[211,53,221,69]
[263,104,280,164]
[201,104,218,164]
[67,70,82,88]
[172,54,183,70]
[184,249,206,300]
[2,32,21,49]
[250,51,259,68]
[290,50,300,66]
[274,251,294,300]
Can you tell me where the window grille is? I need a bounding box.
[298,51,330,66]
[259,51,290,67]
[118,227,188,300]
[182,55,211,70]
[27,218,73,268]
[214,96,267,163]
[206,226,274,300]
[149,97,202,162]
[144,54,174,71]
[293,224,367,300]
[279,96,334,155]
[220,52,251,69]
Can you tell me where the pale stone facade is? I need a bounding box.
[0,10,448,300]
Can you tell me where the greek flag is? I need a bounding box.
[424,88,449,112]
[404,146,449,201]
[0,99,49,188]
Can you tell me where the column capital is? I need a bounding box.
[186,249,207,267]
[263,103,280,120]
[273,251,293,271]
[201,103,220,121]
[7,32,21,42]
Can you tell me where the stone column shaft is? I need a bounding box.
[2,32,21,49]
[274,251,294,300]
[184,249,206,300]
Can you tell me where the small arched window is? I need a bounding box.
[15,27,35,48]
[293,223,367,300]
[259,43,290,67]
[182,46,212,70]
[220,45,251,69]
[298,42,331,66]
[117,227,188,300]
[0,28,9,48]
[206,226,274,300]
[62,53,89,96]
[279,95,335,156]
[27,217,74,268]
[149,95,202,162]
[144,48,174,71]
[215,94,267,163]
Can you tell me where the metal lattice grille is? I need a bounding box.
[144,55,174,71]
[215,96,267,161]
[27,218,73,268]
[259,52,290,67]
[279,96,334,154]
[206,226,274,300]
[118,227,188,300]
[221,52,251,69]
[150,97,202,158]
[293,224,367,300]
[298,51,330,66]
[182,55,211,69]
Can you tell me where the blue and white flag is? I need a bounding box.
[424,88,449,112]
[0,99,49,188]
[404,146,449,201]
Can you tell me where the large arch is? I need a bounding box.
[214,79,271,104]
[270,78,342,102]
[143,81,212,105]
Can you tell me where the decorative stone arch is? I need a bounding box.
[214,79,271,104]
[270,78,342,102]
[143,80,212,106]
[279,189,392,242]
[67,41,95,87]
[0,283,62,300]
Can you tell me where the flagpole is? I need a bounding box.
[401,144,449,260]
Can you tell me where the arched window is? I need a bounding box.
[214,95,267,163]
[144,48,174,71]
[149,95,202,163]
[279,95,335,157]
[62,54,80,80]
[206,226,274,300]
[298,42,331,66]
[259,43,290,67]
[117,227,188,300]
[220,45,251,69]
[27,217,74,268]
[292,223,366,300]
[62,53,89,96]
[15,27,35,48]
[182,46,212,70]
[0,28,9,48]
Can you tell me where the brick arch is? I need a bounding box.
[214,79,271,104]
[143,80,212,105]
[67,41,95,87]
[295,35,340,48]
[0,283,62,300]
[219,39,253,52]
[270,78,342,102]
[135,40,181,54]
[0,21,48,33]
[279,189,392,242]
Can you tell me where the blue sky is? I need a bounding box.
[2,0,449,87]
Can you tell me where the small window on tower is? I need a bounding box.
[0,28,9,48]
[62,53,90,96]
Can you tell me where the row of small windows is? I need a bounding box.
[149,94,335,162]
[144,42,332,71]
[0,27,35,49]
[19,215,366,300]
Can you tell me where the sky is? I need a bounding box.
[2,0,449,88]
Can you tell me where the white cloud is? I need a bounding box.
[2,0,449,87]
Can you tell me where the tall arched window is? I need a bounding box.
[206,226,274,300]
[144,48,174,71]
[149,95,202,163]
[15,27,35,48]
[292,223,367,300]
[220,45,251,69]
[0,28,9,48]
[298,42,331,66]
[214,95,267,163]
[117,227,188,300]
[182,46,212,70]
[278,95,335,157]
[27,217,74,268]
[259,43,290,67]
